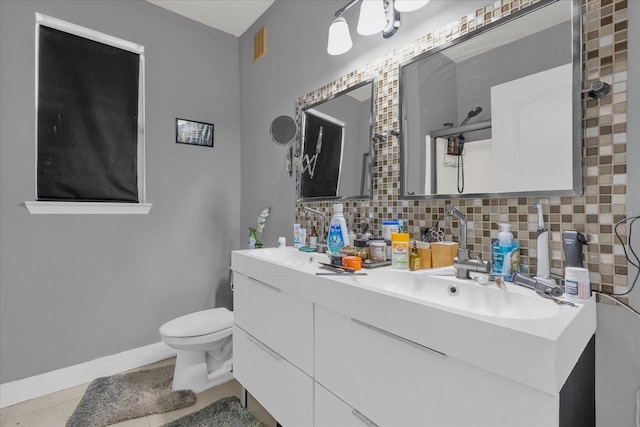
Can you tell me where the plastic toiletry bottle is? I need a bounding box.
[409,241,422,271]
[382,220,400,241]
[491,223,520,282]
[309,226,318,249]
[327,203,350,255]
[391,232,410,269]
[564,267,591,302]
[293,224,302,248]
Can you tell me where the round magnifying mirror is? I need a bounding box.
[270,115,298,146]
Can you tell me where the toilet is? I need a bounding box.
[159,307,233,393]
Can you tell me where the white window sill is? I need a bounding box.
[24,201,152,215]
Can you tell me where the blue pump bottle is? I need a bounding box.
[491,223,520,281]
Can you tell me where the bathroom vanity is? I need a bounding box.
[231,247,596,427]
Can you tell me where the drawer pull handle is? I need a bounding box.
[246,334,283,361]
[351,409,379,427]
[351,318,445,358]
[248,277,281,292]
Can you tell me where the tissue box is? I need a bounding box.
[431,242,459,267]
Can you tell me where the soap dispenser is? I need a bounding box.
[491,223,520,282]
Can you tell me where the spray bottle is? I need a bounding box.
[533,203,555,285]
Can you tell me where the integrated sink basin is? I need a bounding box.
[338,269,559,320]
[242,247,325,268]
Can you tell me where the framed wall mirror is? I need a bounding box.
[298,79,375,201]
[399,0,582,199]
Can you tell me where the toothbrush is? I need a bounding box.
[533,203,551,281]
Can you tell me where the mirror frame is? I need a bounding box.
[398,0,583,200]
[296,78,376,202]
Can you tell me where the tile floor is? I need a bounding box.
[0,358,277,427]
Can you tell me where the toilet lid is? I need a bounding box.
[159,308,233,338]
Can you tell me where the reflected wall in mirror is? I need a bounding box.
[400,0,581,198]
[298,79,375,200]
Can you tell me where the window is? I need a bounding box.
[26,14,150,214]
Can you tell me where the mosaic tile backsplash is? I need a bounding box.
[295,0,629,296]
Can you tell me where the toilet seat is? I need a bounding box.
[160,308,233,338]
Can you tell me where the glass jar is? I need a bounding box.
[370,239,386,263]
[354,238,369,262]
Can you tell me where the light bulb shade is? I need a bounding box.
[394,0,429,12]
[327,17,353,55]
[357,0,386,36]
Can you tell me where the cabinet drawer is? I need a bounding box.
[233,325,313,427]
[233,273,313,374]
[315,306,556,427]
[315,382,379,427]
[315,306,433,427]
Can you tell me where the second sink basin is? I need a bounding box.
[333,269,560,320]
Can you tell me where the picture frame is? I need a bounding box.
[176,118,214,147]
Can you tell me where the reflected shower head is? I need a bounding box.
[582,81,610,99]
[460,106,483,126]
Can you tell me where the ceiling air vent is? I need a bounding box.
[254,26,266,62]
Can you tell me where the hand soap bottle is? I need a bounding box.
[327,203,350,255]
[491,223,520,281]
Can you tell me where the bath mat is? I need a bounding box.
[161,396,263,427]
[66,364,196,427]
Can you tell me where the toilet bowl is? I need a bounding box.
[159,307,233,393]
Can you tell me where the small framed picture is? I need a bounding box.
[176,118,214,147]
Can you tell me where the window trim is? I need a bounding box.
[26,13,151,214]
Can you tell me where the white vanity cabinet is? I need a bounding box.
[232,273,314,427]
[231,248,595,427]
[314,305,559,427]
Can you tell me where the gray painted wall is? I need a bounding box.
[0,0,241,383]
[239,1,640,424]
[238,0,490,249]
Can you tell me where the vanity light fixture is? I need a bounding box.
[394,0,430,12]
[327,17,353,55]
[327,0,428,55]
[357,0,387,36]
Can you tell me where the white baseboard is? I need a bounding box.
[0,342,177,408]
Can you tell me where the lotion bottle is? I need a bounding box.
[327,203,350,255]
[491,223,520,281]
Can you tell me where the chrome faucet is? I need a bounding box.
[444,204,490,279]
[303,206,328,253]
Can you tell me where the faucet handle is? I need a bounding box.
[474,253,491,272]
[473,252,485,262]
